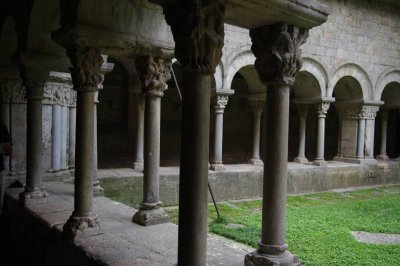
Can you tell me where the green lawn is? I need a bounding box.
[164,185,400,266]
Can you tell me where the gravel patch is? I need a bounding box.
[351,231,400,244]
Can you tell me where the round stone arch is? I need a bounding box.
[223,50,256,91]
[298,57,330,98]
[328,63,373,100]
[375,68,400,101]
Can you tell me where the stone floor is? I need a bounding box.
[3,182,252,266]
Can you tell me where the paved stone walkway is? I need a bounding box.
[5,182,252,266]
[351,231,400,244]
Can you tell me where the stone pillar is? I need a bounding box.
[363,105,379,160]
[0,78,15,173]
[92,91,104,196]
[132,56,171,226]
[160,2,225,264]
[294,104,308,164]
[210,95,229,171]
[68,90,77,169]
[314,102,330,166]
[19,71,49,203]
[356,118,366,159]
[245,23,308,266]
[249,100,264,165]
[377,110,389,160]
[60,104,69,173]
[51,104,62,173]
[132,93,145,170]
[63,47,104,239]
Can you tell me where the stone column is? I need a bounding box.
[92,91,104,196]
[160,2,225,264]
[377,110,389,160]
[60,103,69,174]
[363,105,379,160]
[20,71,49,203]
[249,100,264,165]
[51,104,62,173]
[132,93,145,170]
[356,117,366,159]
[294,104,309,164]
[63,47,104,239]
[210,95,229,171]
[132,56,171,226]
[0,78,15,173]
[314,102,330,166]
[68,90,77,169]
[245,23,308,266]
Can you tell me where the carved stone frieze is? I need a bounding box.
[339,105,379,120]
[160,1,225,74]
[1,78,23,103]
[316,102,330,118]
[250,23,309,86]
[135,56,171,97]
[249,100,265,115]
[67,47,104,92]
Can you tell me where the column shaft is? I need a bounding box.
[356,119,366,159]
[377,111,388,159]
[68,106,76,168]
[60,105,68,171]
[294,106,308,163]
[261,84,290,246]
[249,101,264,165]
[178,72,210,266]
[133,95,145,169]
[92,99,103,196]
[51,105,62,171]
[316,117,325,160]
[210,96,228,171]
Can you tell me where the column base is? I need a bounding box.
[294,157,308,164]
[249,158,264,165]
[93,183,104,197]
[132,161,144,171]
[313,159,327,166]
[63,212,100,239]
[19,189,49,205]
[132,202,169,226]
[376,154,389,160]
[210,163,225,171]
[245,250,301,266]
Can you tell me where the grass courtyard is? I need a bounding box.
[105,185,400,266]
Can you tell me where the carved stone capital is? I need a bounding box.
[161,1,225,74]
[1,78,23,103]
[249,100,265,116]
[69,89,77,107]
[67,47,104,92]
[316,102,330,118]
[214,95,229,112]
[360,105,379,120]
[43,82,72,105]
[250,23,309,86]
[135,56,171,97]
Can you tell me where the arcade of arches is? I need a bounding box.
[0,0,399,265]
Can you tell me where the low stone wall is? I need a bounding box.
[99,161,400,206]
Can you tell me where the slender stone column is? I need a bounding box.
[51,104,62,173]
[92,91,104,196]
[294,104,309,163]
[20,73,49,204]
[132,56,171,226]
[132,93,145,170]
[60,104,69,173]
[245,23,308,266]
[249,100,264,165]
[210,95,229,171]
[159,2,225,264]
[314,102,330,166]
[68,90,77,169]
[356,117,366,159]
[377,110,389,160]
[63,47,104,239]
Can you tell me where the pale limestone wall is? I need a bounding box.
[219,0,400,101]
